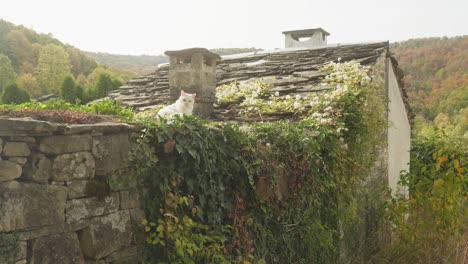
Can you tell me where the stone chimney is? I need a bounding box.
[282,28,330,48]
[164,48,221,118]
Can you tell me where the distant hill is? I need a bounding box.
[392,36,467,139]
[85,48,264,75]
[0,19,136,99]
[84,52,168,75]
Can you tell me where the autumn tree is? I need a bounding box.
[0,82,30,104]
[35,44,71,95]
[0,53,17,93]
[17,73,40,97]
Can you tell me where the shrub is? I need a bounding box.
[60,75,78,103]
[0,82,30,104]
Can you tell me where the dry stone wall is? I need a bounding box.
[0,117,144,264]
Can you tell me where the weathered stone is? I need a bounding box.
[39,134,92,154]
[0,138,3,153]
[61,123,137,135]
[1,142,31,157]
[78,210,132,259]
[8,157,28,165]
[0,160,22,182]
[0,118,60,135]
[0,181,67,232]
[23,153,51,183]
[129,208,146,244]
[52,152,95,181]
[92,134,131,175]
[66,192,120,222]
[18,223,65,240]
[108,168,137,191]
[105,246,139,262]
[30,232,85,264]
[67,180,91,199]
[0,235,27,263]
[120,189,140,209]
[8,136,36,143]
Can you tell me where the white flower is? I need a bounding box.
[295,94,302,101]
[293,101,302,109]
[285,95,291,100]
[275,91,280,97]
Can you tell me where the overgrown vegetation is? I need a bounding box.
[0,98,134,121]
[131,61,387,263]
[370,131,467,264]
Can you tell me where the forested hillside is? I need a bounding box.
[85,48,263,75]
[84,52,167,75]
[392,36,468,140]
[0,19,136,101]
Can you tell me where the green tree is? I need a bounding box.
[60,75,77,103]
[94,73,114,98]
[0,53,17,93]
[75,85,84,103]
[35,44,71,95]
[0,82,30,104]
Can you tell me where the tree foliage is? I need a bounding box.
[0,53,17,93]
[60,75,79,103]
[0,82,30,104]
[35,44,72,94]
[392,36,468,141]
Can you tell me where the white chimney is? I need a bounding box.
[282,28,330,48]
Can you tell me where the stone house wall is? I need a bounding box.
[0,118,144,264]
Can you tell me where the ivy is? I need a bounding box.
[132,61,387,263]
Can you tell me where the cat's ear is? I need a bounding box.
[180,90,185,96]
[192,93,196,98]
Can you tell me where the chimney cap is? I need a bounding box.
[282,28,330,37]
[164,48,221,60]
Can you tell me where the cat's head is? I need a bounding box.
[179,90,196,107]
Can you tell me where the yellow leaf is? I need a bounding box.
[433,178,444,189]
[438,155,448,163]
[141,218,148,225]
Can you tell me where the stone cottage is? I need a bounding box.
[108,28,412,194]
[0,28,412,263]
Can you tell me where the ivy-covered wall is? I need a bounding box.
[0,59,395,264]
[133,60,389,263]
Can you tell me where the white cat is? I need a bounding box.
[157,90,196,118]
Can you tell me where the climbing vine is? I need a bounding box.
[132,61,387,263]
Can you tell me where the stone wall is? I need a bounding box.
[0,118,144,264]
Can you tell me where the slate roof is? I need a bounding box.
[107,42,410,122]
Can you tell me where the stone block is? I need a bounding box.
[78,210,132,259]
[23,153,51,183]
[1,142,30,157]
[8,157,27,165]
[120,189,140,209]
[7,136,36,143]
[30,232,85,264]
[39,134,92,154]
[105,246,139,263]
[66,192,120,222]
[0,181,67,232]
[67,180,90,199]
[92,134,131,175]
[0,138,3,152]
[0,160,22,182]
[52,152,95,181]
[0,235,26,263]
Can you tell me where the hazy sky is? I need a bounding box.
[1,0,467,55]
